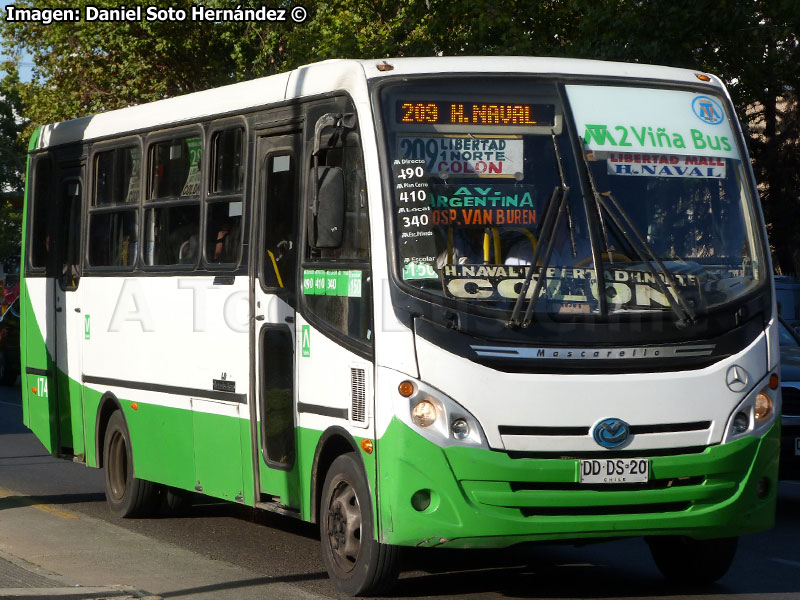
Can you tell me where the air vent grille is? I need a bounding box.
[350,367,366,424]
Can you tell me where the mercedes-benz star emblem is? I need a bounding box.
[725,365,749,392]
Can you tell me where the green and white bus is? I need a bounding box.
[21,57,780,595]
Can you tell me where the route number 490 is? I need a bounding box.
[36,376,48,398]
[397,166,424,180]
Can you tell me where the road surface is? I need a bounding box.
[1,384,799,599]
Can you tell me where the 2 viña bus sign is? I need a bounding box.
[567,85,739,160]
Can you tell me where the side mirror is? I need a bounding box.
[309,166,344,248]
[308,111,356,249]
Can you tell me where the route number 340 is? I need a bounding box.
[402,215,429,228]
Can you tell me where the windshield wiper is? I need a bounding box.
[508,132,571,328]
[566,116,697,327]
[593,190,696,326]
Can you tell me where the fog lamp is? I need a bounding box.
[754,392,772,421]
[451,419,470,440]
[732,411,749,434]
[411,400,437,427]
[411,489,431,511]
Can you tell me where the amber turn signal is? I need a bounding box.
[398,381,415,397]
[768,373,779,389]
[696,73,712,82]
[360,438,374,454]
[131,402,139,411]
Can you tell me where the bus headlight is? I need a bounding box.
[451,419,470,440]
[754,392,772,422]
[394,376,488,449]
[411,400,437,427]
[723,372,779,443]
[732,411,749,434]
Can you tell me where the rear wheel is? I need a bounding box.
[647,536,738,585]
[103,410,159,518]
[320,453,399,596]
[161,486,193,515]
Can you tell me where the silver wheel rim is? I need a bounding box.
[107,430,128,501]
[326,479,362,573]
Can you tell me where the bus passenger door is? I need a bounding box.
[53,169,85,458]
[252,131,301,510]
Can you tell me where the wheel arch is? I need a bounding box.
[94,392,123,468]
[309,426,364,524]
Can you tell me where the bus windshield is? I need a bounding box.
[379,78,766,319]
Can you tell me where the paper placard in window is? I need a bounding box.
[397,135,523,179]
[606,152,726,179]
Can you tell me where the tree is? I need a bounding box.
[2,0,798,272]
[0,62,25,259]
[0,0,277,130]
[561,0,800,274]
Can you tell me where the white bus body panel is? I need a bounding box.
[80,275,250,415]
[414,332,768,452]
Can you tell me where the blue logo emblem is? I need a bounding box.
[593,418,630,448]
[692,96,724,125]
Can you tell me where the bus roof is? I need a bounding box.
[33,56,723,150]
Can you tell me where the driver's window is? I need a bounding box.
[263,152,297,292]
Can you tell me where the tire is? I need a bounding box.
[647,536,738,585]
[320,453,399,596]
[103,410,159,518]
[161,486,193,515]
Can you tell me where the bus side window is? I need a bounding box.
[263,153,297,292]
[144,136,202,267]
[88,211,138,268]
[88,146,141,269]
[29,156,53,270]
[206,128,244,266]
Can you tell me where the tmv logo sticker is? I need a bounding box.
[592,418,631,448]
[692,95,724,125]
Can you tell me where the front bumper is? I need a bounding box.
[376,418,779,548]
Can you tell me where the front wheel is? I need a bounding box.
[647,536,738,585]
[103,410,160,518]
[320,453,399,596]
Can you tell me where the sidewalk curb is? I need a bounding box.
[0,586,160,599]
[0,549,160,599]
[0,483,327,599]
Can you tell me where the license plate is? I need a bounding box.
[580,458,649,484]
[795,438,800,456]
